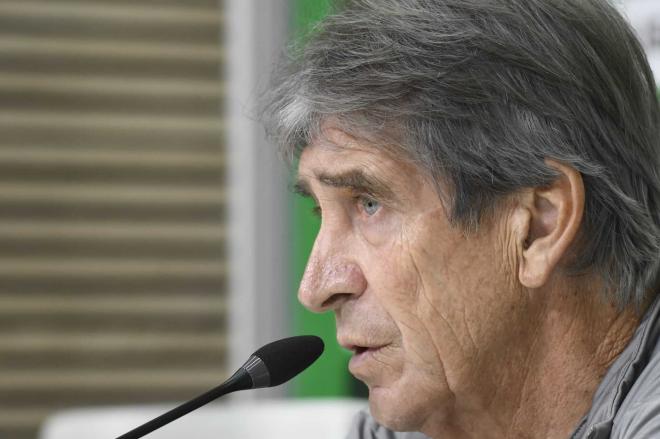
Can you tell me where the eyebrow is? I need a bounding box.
[294,169,396,203]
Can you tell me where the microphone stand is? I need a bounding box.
[115,370,252,439]
[114,335,323,439]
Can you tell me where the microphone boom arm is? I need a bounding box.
[115,368,252,439]
[114,335,324,439]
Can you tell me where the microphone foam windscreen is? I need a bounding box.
[252,335,324,386]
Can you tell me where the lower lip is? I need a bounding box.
[348,347,384,371]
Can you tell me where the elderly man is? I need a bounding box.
[262,0,660,438]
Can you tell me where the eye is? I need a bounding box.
[359,196,380,216]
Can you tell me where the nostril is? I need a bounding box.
[321,293,353,310]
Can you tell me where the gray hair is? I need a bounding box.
[260,0,660,308]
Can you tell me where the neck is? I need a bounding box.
[505,286,639,438]
[425,279,640,439]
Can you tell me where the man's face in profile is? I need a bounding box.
[296,127,532,433]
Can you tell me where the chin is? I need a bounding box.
[367,384,438,433]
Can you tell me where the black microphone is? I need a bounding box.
[115,335,324,439]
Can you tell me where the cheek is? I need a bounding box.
[355,208,403,248]
[357,211,478,428]
[355,211,436,345]
[362,216,446,367]
[360,216,420,316]
[402,210,524,387]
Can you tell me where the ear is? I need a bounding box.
[517,159,585,288]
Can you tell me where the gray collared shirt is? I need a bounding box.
[347,296,660,439]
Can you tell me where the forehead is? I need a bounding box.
[297,128,421,185]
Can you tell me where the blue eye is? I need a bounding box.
[360,196,380,216]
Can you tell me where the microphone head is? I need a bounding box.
[251,335,324,387]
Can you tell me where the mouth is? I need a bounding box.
[343,342,389,374]
[337,334,391,370]
[351,345,381,355]
[339,340,387,355]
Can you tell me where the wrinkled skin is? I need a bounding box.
[295,127,639,439]
[296,128,538,436]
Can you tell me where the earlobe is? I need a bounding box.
[519,246,552,289]
[518,160,585,289]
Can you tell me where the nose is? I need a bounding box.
[298,223,367,313]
